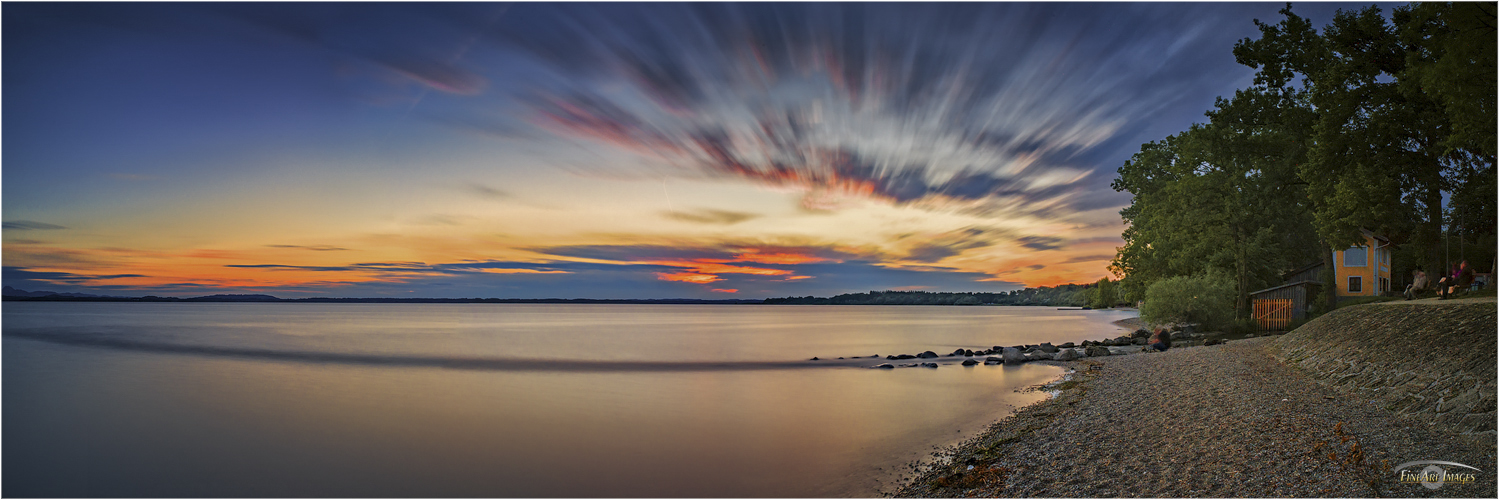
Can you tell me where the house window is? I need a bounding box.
[1348,276,1363,293]
[1343,246,1368,267]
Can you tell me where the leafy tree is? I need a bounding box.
[1089,277,1117,309]
[1112,88,1319,318]
[1139,271,1236,330]
[1397,2,1497,161]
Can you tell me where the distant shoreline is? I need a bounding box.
[3,287,1107,307]
[1,295,1142,307]
[1,295,763,305]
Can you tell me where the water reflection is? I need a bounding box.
[3,304,1118,496]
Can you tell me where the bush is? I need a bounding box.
[1140,271,1235,331]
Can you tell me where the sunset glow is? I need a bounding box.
[3,2,1357,299]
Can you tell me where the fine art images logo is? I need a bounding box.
[1394,460,1480,490]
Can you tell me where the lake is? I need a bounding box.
[3,303,1136,497]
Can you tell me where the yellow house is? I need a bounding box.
[1333,229,1392,298]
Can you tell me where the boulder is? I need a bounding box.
[921,362,938,368]
[1132,328,1151,338]
[986,356,1002,363]
[1038,343,1059,353]
[1002,347,1026,365]
[1054,349,1079,361]
[894,354,917,360]
[984,359,1002,365]
[1085,345,1111,357]
[917,351,939,359]
[1026,351,1053,361]
[1059,342,1075,349]
[961,359,979,366]
[810,357,820,360]
[875,363,895,369]
[964,349,976,356]
[1132,337,1148,345]
[951,348,967,356]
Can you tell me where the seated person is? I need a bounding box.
[1147,328,1172,352]
[1439,261,1474,299]
[1404,269,1429,300]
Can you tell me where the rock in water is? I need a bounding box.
[950,348,967,356]
[921,362,938,368]
[1002,347,1026,365]
[961,359,979,366]
[1054,349,1079,361]
[810,357,820,360]
[1085,345,1111,357]
[917,351,939,359]
[1026,351,1053,361]
[1059,342,1075,348]
[1038,343,1059,353]
[874,363,895,369]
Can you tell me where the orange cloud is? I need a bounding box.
[710,288,738,293]
[648,260,792,276]
[655,272,723,284]
[730,251,828,265]
[467,268,571,274]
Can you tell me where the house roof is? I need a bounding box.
[1249,280,1322,297]
[1359,228,1391,244]
[1282,261,1323,279]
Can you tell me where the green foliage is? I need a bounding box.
[1113,3,1495,312]
[1140,271,1236,330]
[1224,317,1262,335]
[1397,2,1497,161]
[762,285,1096,307]
[1089,278,1117,309]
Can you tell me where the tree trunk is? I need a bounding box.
[1235,224,1249,320]
[1425,182,1444,276]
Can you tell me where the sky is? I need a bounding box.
[3,2,1363,299]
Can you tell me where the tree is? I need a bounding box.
[1111,89,1319,319]
[1397,2,1497,161]
[1140,271,1236,330]
[1233,3,1490,296]
[1089,277,1117,309]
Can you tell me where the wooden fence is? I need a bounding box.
[1253,298,1292,330]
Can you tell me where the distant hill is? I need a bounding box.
[1,286,109,298]
[764,285,1097,306]
[0,287,759,304]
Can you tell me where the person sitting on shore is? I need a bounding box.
[1147,328,1171,352]
[1404,268,1429,300]
[1438,260,1474,299]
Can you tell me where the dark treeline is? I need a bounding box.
[1111,2,1495,321]
[763,284,1100,306]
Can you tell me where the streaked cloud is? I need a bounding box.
[662,209,761,225]
[3,221,66,230]
[267,244,351,251]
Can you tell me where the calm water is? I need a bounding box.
[3,303,1135,497]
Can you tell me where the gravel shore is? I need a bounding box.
[895,338,1497,497]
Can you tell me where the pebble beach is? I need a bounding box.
[895,336,1497,497]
